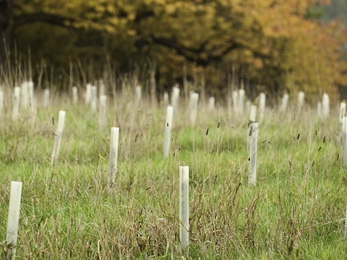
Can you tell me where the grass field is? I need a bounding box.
[1,87,347,259]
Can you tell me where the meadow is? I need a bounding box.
[1,83,347,259]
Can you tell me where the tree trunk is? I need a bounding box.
[0,0,14,63]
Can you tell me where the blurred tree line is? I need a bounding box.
[322,0,347,23]
[0,0,346,101]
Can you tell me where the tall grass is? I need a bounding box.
[0,70,346,259]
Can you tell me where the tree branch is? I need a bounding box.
[13,13,75,29]
[150,35,207,65]
[150,35,242,66]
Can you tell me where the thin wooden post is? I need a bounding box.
[179,165,189,251]
[6,181,23,259]
[189,92,199,127]
[258,93,266,124]
[248,122,258,185]
[109,127,119,187]
[51,110,66,165]
[342,117,347,166]
[280,93,289,113]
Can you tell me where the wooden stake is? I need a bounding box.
[72,86,78,104]
[6,181,23,259]
[179,165,189,251]
[189,92,199,127]
[258,93,266,124]
[248,122,258,185]
[342,117,347,166]
[51,110,66,165]
[12,87,21,120]
[109,127,119,187]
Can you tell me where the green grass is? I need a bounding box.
[1,93,346,259]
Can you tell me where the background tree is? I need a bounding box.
[0,0,346,101]
[322,0,347,23]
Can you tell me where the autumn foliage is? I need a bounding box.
[0,0,346,100]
